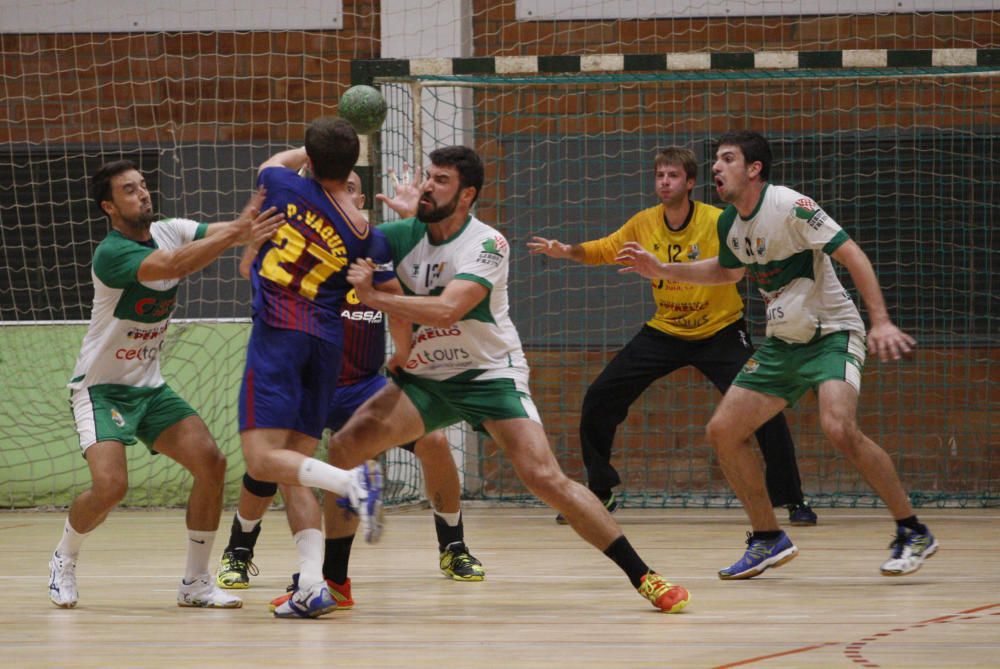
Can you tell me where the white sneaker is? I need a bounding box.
[177,573,243,608]
[273,581,337,619]
[348,460,385,544]
[48,551,78,608]
[880,527,939,576]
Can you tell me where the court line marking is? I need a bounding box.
[707,602,1000,669]
[843,602,1000,668]
[712,642,841,668]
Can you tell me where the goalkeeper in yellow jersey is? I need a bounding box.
[527,146,816,525]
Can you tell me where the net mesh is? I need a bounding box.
[378,70,998,507]
[0,1,996,509]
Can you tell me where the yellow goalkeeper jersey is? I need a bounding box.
[580,200,744,340]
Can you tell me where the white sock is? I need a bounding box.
[236,511,261,534]
[434,510,462,527]
[55,518,88,558]
[297,457,352,496]
[184,529,216,582]
[294,528,325,589]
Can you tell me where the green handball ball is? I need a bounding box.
[338,85,388,135]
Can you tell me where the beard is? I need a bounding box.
[417,191,460,224]
[120,210,157,232]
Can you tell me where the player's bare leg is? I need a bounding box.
[326,383,428,466]
[706,386,788,532]
[152,416,241,608]
[484,417,688,612]
[707,387,800,580]
[49,441,128,608]
[817,380,913,517]
[412,431,485,580]
[67,441,129,534]
[414,432,462,515]
[154,416,226,531]
[486,417,619,548]
[815,379,937,575]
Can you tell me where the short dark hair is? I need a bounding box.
[91,159,138,220]
[716,130,772,181]
[654,146,698,181]
[429,145,485,205]
[305,117,360,181]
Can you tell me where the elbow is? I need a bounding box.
[426,307,463,329]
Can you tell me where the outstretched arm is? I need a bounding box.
[615,241,745,284]
[137,189,283,282]
[831,239,916,361]
[526,236,587,263]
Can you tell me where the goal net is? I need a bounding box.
[1,1,996,510]
[374,66,998,508]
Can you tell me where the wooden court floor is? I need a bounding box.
[2,507,998,668]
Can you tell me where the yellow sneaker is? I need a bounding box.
[439,542,486,581]
[637,572,690,613]
[216,548,258,589]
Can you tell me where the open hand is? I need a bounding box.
[375,163,422,218]
[526,236,571,259]
[615,241,666,279]
[867,322,917,362]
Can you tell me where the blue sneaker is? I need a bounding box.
[880,527,938,576]
[273,581,337,618]
[348,460,384,543]
[787,503,818,526]
[718,531,798,580]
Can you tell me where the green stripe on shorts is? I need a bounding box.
[733,331,866,406]
[394,372,540,433]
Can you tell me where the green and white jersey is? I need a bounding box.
[68,218,207,391]
[379,215,530,391]
[717,184,864,344]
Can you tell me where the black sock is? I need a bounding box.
[896,516,926,534]
[323,535,355,584]
[752,530,783,542]
[434,512,464,552]
[603,535,650,588]
[225,514,261,556]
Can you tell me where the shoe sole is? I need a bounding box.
[50,596,77,608]
[789,518,817,527]
[441,570,485,582]
[177,599,243,608]
[274,607,336,619]
[273,601,338,619]
[718,545,799,580]
[216,579,250,590]
[880,540,939,576]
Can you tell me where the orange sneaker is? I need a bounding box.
[637,572,690,613]
[269,574,354,612]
